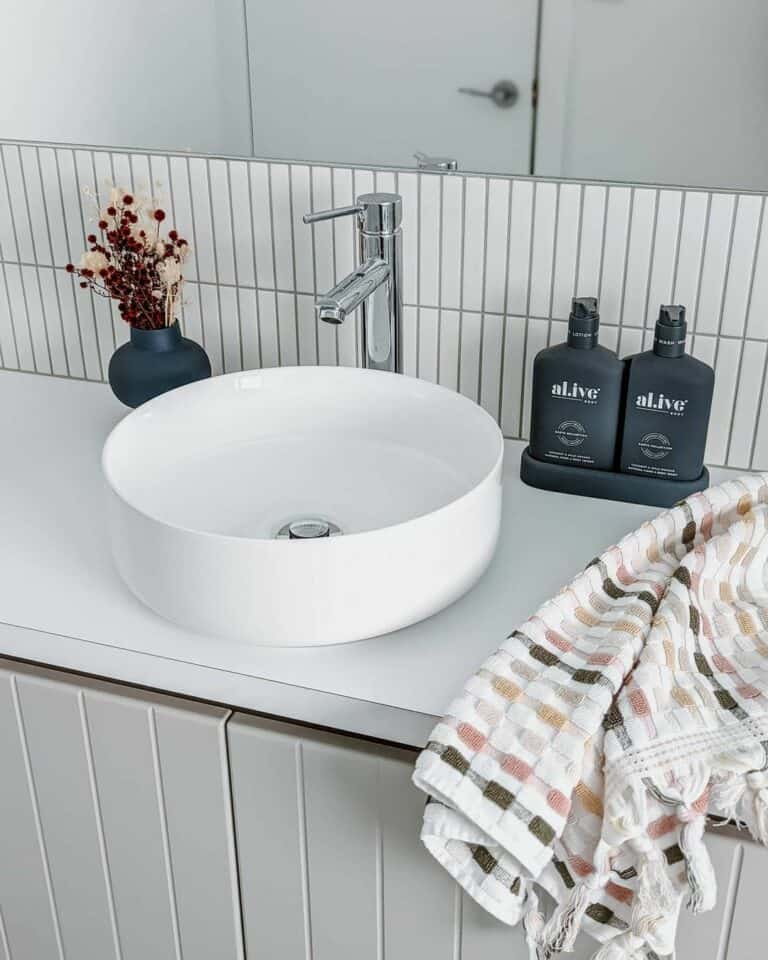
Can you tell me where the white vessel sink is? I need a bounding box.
[102,367,503,645]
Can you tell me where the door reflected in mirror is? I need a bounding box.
[2,0,766,190]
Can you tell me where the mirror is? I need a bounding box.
[2,0,767,190]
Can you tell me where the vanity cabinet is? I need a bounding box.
[0,658,764,960]
[0,661,243,960]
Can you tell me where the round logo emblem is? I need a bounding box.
[555,420,587,447]
[638,432,672,460]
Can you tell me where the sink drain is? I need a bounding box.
[275,517,343,540]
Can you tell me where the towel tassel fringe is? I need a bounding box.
[678,809,716,914]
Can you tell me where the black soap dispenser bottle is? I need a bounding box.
[529,297,624,470]
[619,305,713,482]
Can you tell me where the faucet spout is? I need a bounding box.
[316,258,390,325]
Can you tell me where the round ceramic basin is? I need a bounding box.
[102,367,503,645]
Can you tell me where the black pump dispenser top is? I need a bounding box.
[567,296,599,349]
[653,304,687,358]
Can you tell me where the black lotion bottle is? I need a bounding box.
[619,305,714,482]
[529,297,624,470]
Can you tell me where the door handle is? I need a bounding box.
[458,80,519,109]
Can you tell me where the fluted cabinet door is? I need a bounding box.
[227,714,523,959]
[0,659,244,960]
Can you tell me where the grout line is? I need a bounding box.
[78,692,124,960]
[226,161,246,371]
[616,185,636,352]
[670,189,686,301]
[0,251,19,369]
[436,174,444,383]
[75,150,105,380]
[712,195,739,370]
[287,165,301,365]
[330,169,340,365]
[416,173,422,377]
[295,742,314,960]
[89,149,116,352]
[147,707,184,960]
[9,675,66,960]
[308,169,320,365]
[351,169,360,364]
[596,185,610,308]
[266,164,281,366]
[572,182,586,298]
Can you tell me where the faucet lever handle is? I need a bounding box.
[302,204,363,226]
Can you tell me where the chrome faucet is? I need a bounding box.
[303,193,403,373]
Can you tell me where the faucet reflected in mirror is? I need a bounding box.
[303,194,403,374]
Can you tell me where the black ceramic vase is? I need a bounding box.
[108,321,211,408]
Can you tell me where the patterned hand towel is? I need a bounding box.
[413,474,768,960]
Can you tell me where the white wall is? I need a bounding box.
[536,0,768,191]
[0,0,252,155]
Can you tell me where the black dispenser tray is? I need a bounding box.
[520,447,710,508]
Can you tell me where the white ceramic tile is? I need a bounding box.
[330,169,357,367]
[18,146,54,267]
[440,176,463,311]
[437,309,460,391]
[257,290,279,368]
[276,291,299,366]
[309,166,334,296]
[599,186,631,326]
[401,305,418,378]
[198,282,224,376]
[462,178,487,313]
[0,148,19,262]
[289,165,314,294]
[417,307,439,383]
[180,283,205,351]
[551,183,581,320]
[89,283,116,378]
[705,337,740,465]
[36,148,72,268]
[645,190,682,328]
[521,317,549,440]
[506,180,534,317]
[0,264,19,368]
[374,171,397,194]
[528,182,558,318]
[696,192,735,335]
[127,153,153,199]
[167,156,198,282]
[548,318,567,347]
[110,153,134,196]
[54,271,85,378]
[186,157,216,285]
[672,191,708,318]
[621,188,656,328]
[419,174,440,308]
[398,172,419,306]
[268,164,295,292]
[296,294,318,365]
[575,185,606,300]
[237,287,261,370]
[249,163,276,289]
[207,159,236,286]
[353,169,375,197]
[227,161,256,289]
[483,179,511,316]
[479,313,504,421]
[726,339,767,469]
[2,144,34,263]
[458,311,481,401]
[746,200,768,339]
[38,267,67,376]
[90,151,115,214]
[618,325,643,359]
[218,284,242,373]
[599,324,619,353]
[499,314,526,438]
[721,194,763,337]
[4,262,35,371]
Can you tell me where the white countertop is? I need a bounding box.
[0,370,738,747]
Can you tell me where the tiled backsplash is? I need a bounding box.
[1,138,768,470]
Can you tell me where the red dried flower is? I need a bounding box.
[65,263,75,273]
[168,230,178,241]
[107,205,117,216]
[79,281,88,288]
[87,233,96,243]
[153,209,166,222]
[98,219,108,230]
[123,194,134,205]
